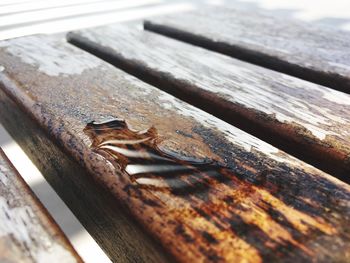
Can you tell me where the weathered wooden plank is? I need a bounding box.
[0,148,82,263]
[144,6,350,94]
[1,35,350,263]
[68,25,350,182]
[0,88,174,263]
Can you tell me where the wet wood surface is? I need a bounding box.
[68,25,350,182]
[0,148,82,263]
[0,35,350,262]
[0,87,173,263]
[144,6,350,94]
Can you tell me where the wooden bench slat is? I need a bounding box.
[0,87,171,263]
[68,25,350,182]
[144,6,350,94]
[0,148,82,263]
[1,35,350,262]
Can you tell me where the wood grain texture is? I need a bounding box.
[144,6,350,94]
[0,35,350,263]
[0,84,172,263]
[0,148,82,263]
[68,25,350,182]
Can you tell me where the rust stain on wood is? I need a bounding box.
[0,35,349,262]
[83,118,341,261]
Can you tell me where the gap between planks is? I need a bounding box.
[67,26,350,184]
[143,7,350,95]
[0,148,83,263]
[1,34,350,262]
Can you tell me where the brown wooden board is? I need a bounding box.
[0,148,82,263]
[0,87,172,263]
[0,35,350,263]
[68,25,350,182]
[144,6,350,94]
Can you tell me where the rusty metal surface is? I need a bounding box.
[0,35,350,262]
[68,25,350,182]
[0,148,82,263]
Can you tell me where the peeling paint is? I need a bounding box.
[322,88,350,105]
[0,198,76,263]
[1,33,350,263]
[0,36,101,76]
[0,164,9,185]
[158,93,283,157]
[75,26,350,142]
